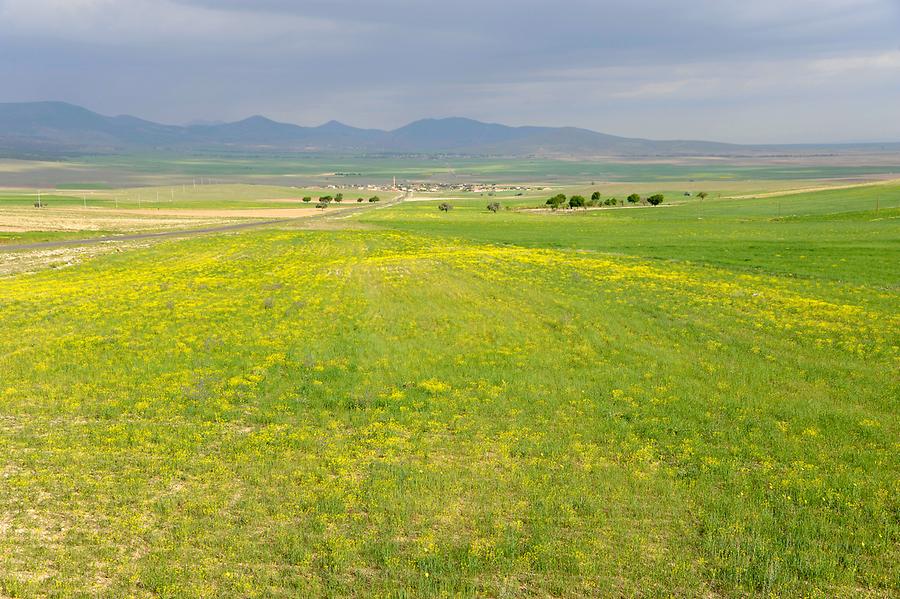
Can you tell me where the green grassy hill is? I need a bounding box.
[0,182,896,596]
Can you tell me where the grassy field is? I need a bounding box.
[363,184,900,287]
[0,181,897,596]
[2,153,900,187]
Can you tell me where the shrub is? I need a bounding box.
[438,202,452,212]
[647,194,664,206]
[357,197,364,202]
[315,202,327,209]
[335,193,343,202]
[302,196,311,203]
[591,191,601,201]
[487,202,501,213]
[627,193,641,204]
[369,196,380,203]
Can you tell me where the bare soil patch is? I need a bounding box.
[0,241,151,276]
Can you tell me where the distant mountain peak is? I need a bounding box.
[237,115,279,125]
[317,120,353,130]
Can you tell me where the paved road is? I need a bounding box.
[0,192,409,253]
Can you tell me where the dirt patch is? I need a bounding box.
[0,241,151,276]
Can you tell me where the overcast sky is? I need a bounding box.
[2,0,899,143]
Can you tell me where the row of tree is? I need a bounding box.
[435,190,709,214]
[546,192,666,210]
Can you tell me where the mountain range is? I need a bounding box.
[1,101,898,158]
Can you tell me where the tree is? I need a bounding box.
[591,191,601,202]
[546,194,566,210]
[368,196,380,203]
[647,194,664,206]
[627,193,641,204]
[319,195,332,203]
[438,202,452,212]
[697,192,708,201]
[302,196,312,203]
[569,195,586,209]
[334,193,343,203]
[487,202,501,213]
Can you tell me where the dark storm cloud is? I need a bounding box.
[1,0,898,142]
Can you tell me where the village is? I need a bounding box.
[319,179,547,195]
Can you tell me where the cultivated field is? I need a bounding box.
[0,178,897,596]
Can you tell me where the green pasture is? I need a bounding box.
[0,178,896,597]
[359,184,900,287]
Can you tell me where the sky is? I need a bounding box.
[1,0,899,143]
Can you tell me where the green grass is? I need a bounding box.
[0,182,897,597]
[0,230,104,247]
[359,184,900,287]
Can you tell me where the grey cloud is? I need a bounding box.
[0,0,898,142]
